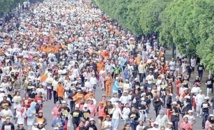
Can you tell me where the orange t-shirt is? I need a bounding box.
[159,51,164,59]
[135,57,142,65]
[105,76,113,86]
[73,93,84,104]
[0,48,3,55]
[98,100,107,107]
[56,85,64,98]
[84,93,95,100]
[40,74,48,82]
[97,62,104,72]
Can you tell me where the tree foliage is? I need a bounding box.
[0,0,25,13]
[0,0,14,13]
[139,0,171,34]
[94,0,171,35]
[94,0,214,72]
[160,0,214,71]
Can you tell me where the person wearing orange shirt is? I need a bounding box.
[98,95,107,107]
[84,89,95,101]
[105,73,113,97]
[97,61,105,73]
[40,73,48,83]
[135,54,142,65]
[73,90,84,104]
[56,82,65,103]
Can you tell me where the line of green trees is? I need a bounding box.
[0,0,25,13]
[93,0,214,73]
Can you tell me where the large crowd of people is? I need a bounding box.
[0,0,214,130]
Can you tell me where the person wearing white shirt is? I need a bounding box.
[138,62,146,82]
[165,122,173,130]
[190,57,196,73]
[110,103,123,130]
[122,81,130,92]
[36,85,45,96]
[0,81,10,90]
[0,106,13,123]
[148,122,159,130]
[191,86,200,95]
[12,92,22,110]
[179,86,186,100]
[101,115,112,130]
[136,120,145,130]
[72,66,79,78]
[105,62,112,74]
[169,58,175,71]
[195,90,205,117]
[90,75,97,90]
[119,91,129,105]
[52,78,58,104]
[186,110,196,126]
[122,103,130,122]
[146,71,154,88]
[155,110,169,129]
[85,79,92,91]
[110,94,119,104]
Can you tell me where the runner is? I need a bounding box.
[0,0,212,130]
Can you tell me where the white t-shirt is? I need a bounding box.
[102,120,112,130]
[136,125,145,130]
[90,77,97,85]
[195,94,205,105]
[36,88,45,95]
[146,75,154,84]
[110,108,122,119]
[187,115,196,124]
[169,61,175,71]
[0,109,13,122]
[191,58,196,67]
[119,95,129,105]
[191,87,200,94]
[110,97,119,104]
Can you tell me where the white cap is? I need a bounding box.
[38,122,43,125]
[18,121,23,124]
[90,118,95,121]
[171,101,177,105]
[154,122,159,125]
[75,104,79,108]
[83,104,88,107]
[205,96,209,99]
[188,110,193,113]
[61,100,66,104]
[141,93,146,96]
[183,115,188,119]
[184,95,190,99]
[209,114,214,117]
[168,122,173,125]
